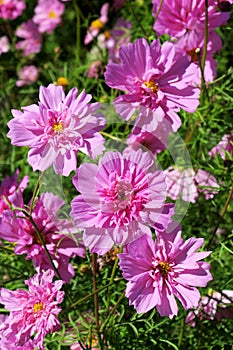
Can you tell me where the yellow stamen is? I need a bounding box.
[33,301,43,312]
[53,122,63,133]
[104,30,111,40]
[48,11,57,19]
[91,19,104,30]
[56,77,69,87]
[144,80,159,93]
[158,262,171,278]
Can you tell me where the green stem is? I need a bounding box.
[101,291,125,331]
[105,255,119,317]
[129,0,149,39]
[29,171,44,215]
[73,0,82,66]
[178,316,185,347]
[200,0,209,104]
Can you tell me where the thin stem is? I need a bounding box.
[101,291,125,331]
[200,0,209,104]
[100,131,124,143]
[29,171,44,215]
[153,0,164,26]
[72,0,82,66]
[129,0,149,39]
[178,316,185,347]
[206,183,233,249]
[105,255,119,317]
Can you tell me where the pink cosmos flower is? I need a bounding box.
[0,269,64,349]
[104,38,200,133]
[16,20,42,56]
[0,169,28,216]
[0,0,26,20]
[7,84,106,176]
[0,192,86,282]
[186,290,233,326]
[125,118,172,156]
[174,31,222,85]
[33,0,65,34]
[118,228,212,318]
[84,3,109,45]
[164,167,219,202]
[70,149,174,255]
[16,65,39,87]
[152,0,230,39]
[209,134,233,159]
[0,36,10,55]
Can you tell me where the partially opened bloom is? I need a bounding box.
[105,38,200,132]
[118,228,212,318]
[152,0,230,39]
[0,269,64,349]
[16,20,42,56]
[0,192,86,282]
[70,149,174,254]
[0,169,28,216]
[209,134,233,159]
[0,0,26,20]
[16,65,39,87]
[7,84,106,176]
[0,36,10,55]
[84,3,109,45]
[33,0,65,34]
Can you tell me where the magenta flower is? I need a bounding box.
[0,192,86,282]
[0,169,28,216]
[209,134,233,159]
[152,0,230,39]
[84,3,109,45]
[0,36,10,55]
[118,228,212,318]
[0,269,64,349]
[16,65,39,87]
[16,20,42,56]
[0,0,26,20]
[195,169,220,199]
[33,0,65,34]
[186,290,233,326]
[104,38,200,132]
[70,149,174,255]
[7,84,106,176]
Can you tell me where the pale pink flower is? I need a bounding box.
[186,290,233,326]
[152,0,230,39]
[16,65,39,87]
[0,192,86,282]
[0,269,64,349]
[209,134,233,159]
[0,169,28,216]
[0,0,26,20]
[118,228,212,318]
[195,169,220,199]
[164,167,198,203]
[84,3,109,45]
[104,38,200,133]
[0,36,10,55]
[70,149,174,255]
[33,0,65,34]
[7,84,106,176]
[86,60,104,79]
[16,19,42,56]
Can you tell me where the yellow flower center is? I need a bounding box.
[91,19,104,30]
[104,30,111,39]
[48,11,57,19]
[144,80,159,93]
[53,122,63,133]
[33,301,43,312]
[0,0,5,5]
[56,77,69,87]
[158,262,171,278]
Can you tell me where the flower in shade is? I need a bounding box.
[0,192,86,282]
[16,65,39,87]
[209,134,233,159]
[0,169,28,217]
[7,84,106,176]
[152,0,230,39]
[0,0,26,20]
[104,38,200,133]
[164,166,219,203]
[84,3,109,45]
[70,149,174,255]
[185,289,233,326]
[118,227,212,318]
[0,269,64,349]
[0,36,10,55]
[33,0,65,34]
[174,31,222,86]
[16,20,42,56]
